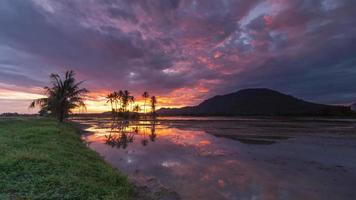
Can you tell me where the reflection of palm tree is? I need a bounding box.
[141,122,150,146]
[104,118,159,149]
[120,133,134,149]
[105,119,135,149]
[141,139,148,146]
[105,134,116,147]
[133,126,139,135]
[149,120,157,142]
[142,91,149,116]
[29,70,88,122]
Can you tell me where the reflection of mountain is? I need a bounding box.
[157,88,352,116]
[105,120,157,149]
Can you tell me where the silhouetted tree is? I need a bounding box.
[118,91,125,112]
[121,90,129,112]
[121,90,134,112]
[129,96,135,111]
[112,92,119,112]
[142,91,149,115]
[150,96,157,117]
[106,92,115,113]
[30,70,88,122]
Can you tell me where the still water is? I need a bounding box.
[73,117,356,200]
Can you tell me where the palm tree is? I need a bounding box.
[121,90,133,112]
[117,90,124,112]
[30,70,88,122]
[106,92,115,113]
[112,91,120,112]
[150,96,157,117]
[142,91,149,115]
[129,96,135,112]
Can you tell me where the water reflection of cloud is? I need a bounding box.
[77,117,348,200]
[161,161,181,168]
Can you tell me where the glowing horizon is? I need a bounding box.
[3,89,193,114]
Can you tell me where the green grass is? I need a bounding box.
[0,117,133,200]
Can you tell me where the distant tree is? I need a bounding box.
[150,96,157,117]
[121,90,133,112]
[129,96,135,111]
[142,91,149,115]
[106,92,115,113]
[117,90,124,112]
[112,92,118,112]
[30,70,88,122]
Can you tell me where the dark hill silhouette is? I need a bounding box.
[157,88,352,116]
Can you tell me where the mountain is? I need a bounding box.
[157,88,352,116]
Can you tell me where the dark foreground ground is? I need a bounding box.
[0,117,132,200]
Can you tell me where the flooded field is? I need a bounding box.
[73,117,356,200]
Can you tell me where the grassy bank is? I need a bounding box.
[0,117,132,200]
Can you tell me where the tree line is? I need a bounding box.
[30,70,157,122]
[105,90,157,118]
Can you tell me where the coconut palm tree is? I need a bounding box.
[30,70,88,122]
[121,90,133,112]
[142,91,149,115]
[150,96,157,117]
[106,92,115,113]
[117,90,124,112]
[113,91,120,112]
[129,96,135,112]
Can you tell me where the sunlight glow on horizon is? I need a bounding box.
[0,88,195,114]
[79,94,187,114]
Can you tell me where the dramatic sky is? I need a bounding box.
[1,0,356,113]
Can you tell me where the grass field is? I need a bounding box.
[0,117,133,200]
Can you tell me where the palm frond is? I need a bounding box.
[29,98,48,108]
